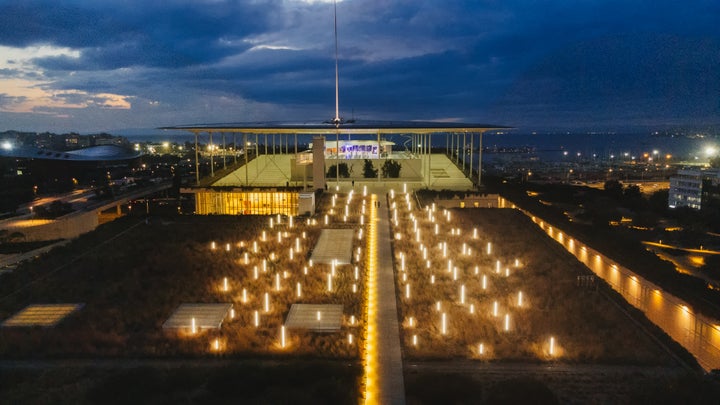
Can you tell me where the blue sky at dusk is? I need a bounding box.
[0,0,718,133]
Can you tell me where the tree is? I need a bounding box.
[362,159,377,178]
[326,163,350,178]
[648,189,669,214]
[604,179,623,200]
[381,160,402,178]
[583,197,621,228]
[622,184,646,211]
[623,184,642,200]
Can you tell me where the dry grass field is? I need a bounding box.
[390,195,675,365]
[0,192,369,359]
[1,189,715,403]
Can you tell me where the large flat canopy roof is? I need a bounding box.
[161,119,511,135]
[0,145,141,161]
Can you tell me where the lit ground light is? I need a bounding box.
[364,194,379,404]
[0,192,367,358]
[190,194,368,356]
[390,197,675,363]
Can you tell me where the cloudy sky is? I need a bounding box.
[0,0,718,133]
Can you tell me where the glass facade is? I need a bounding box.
[668,168,720,210]
[194,190,298,216]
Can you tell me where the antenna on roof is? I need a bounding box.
[332,0,341,127]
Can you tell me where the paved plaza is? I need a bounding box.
[210,153,474,191]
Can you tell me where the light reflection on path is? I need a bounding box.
[500,198,720,371]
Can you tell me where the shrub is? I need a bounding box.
[362,159,377,178]
[381,160,401,178]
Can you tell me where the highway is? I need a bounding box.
[16,188,95,215]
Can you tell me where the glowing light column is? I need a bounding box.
[364,194,379,404]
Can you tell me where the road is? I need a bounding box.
[584,180,669,195]
[16,188,94,214]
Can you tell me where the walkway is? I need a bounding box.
[366,194,406,404]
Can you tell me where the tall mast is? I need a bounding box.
[333,0,340,126]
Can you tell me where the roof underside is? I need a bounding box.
[161,119,511,135]
[0,145,141,161]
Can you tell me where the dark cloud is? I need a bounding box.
[0,93,27,107]
[0,68,22,77]
[0,0,275,69]
[0,0,719,131]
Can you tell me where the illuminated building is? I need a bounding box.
[166,120,508,216]
[668,168,720,210]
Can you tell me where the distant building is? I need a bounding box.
[668,167,720,210]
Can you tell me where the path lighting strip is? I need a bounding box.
[364,195,379,404]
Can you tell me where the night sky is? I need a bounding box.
[0,0,718,133]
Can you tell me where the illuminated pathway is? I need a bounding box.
[365,194,406,404]
[501,199,720,371]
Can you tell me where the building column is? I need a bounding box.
[469,131,473,183]
[244,133,249,185]
[194,131,200,186]
[233,133,237,164]
[222,132,227,170]
[478,132,483,187]
[377,130,382,183]
[312,135,326,191]
[462,131,467,174]
[209,132,214,177]
[428,133,432,188]
[450,132,454,162]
